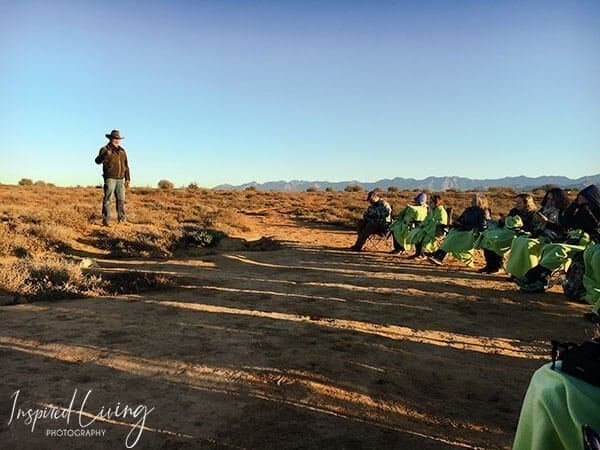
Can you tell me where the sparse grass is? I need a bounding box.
[92,226,178,258]
[0,184,561,301]
[0,184,552,245]
[0,256,176,302]
[102,270,176,295]
[0,256,107,301]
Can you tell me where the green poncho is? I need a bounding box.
[476,215,524,256]
[439,228,477,266]
[390,204,428,250]
[407,206,448,252]
[583,243,600,313]
[505,235,545,280]
[539,230,591,272]
[513,362,600,450]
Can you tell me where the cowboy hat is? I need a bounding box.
[105,130,124,140]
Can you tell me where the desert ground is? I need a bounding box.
[0,185,594,449]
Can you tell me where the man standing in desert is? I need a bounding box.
[95,130,131,226]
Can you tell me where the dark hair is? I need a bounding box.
[430,194,443,206]
[542,188,569,211]
[580,184,600,220]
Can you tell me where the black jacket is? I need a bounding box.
[454,206,489,231]
[504,207,537,232]
[560,203,600,241]
[557,185,599,241]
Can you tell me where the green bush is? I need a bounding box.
[181,228,226,248]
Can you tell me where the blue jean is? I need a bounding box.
[102,178,126,223]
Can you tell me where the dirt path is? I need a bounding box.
[0,212,593,449]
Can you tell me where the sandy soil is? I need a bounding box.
[0,212,593,449]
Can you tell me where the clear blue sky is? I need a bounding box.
[1,0,599,187]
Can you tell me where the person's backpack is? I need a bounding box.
[551,339,600,388]
[563,253,586,302]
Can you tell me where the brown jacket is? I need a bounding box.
[95,143,130,181]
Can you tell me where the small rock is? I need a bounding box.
[80,258,100,269]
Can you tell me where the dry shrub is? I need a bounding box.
[487,186,517,196]
[158,179,174,190]
[102,271,175,294]
[132,187,155,195]
[0,257,176,302]
[344,184,363,192]
[0,256,107,301]
[92,226,177,258]
[0,221,74,257]
[244,236,283,251]
[93,225,229,258]
[211,209,252,233]
[179,227,226,249]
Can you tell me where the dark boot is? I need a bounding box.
[519,265,552,292]
[428,249,446,266]
[410,242,425,259]
[390,237,405,254]
[524,265,551,284]
[481,249,503,273]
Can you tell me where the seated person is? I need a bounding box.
[506,188,570,280]
[513,328,600,450]
[583,243,600,322]
[406,194,448,259]
[428,193,491,267]
[519,185,600,292]
[389,192,429,255]
[476,193,538,274]
[350,189,392,252]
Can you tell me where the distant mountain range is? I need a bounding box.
[214,174,600,192]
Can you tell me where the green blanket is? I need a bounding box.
[505,235,545,280]
[583,244,600,313]
[513,362,600,450]
[439,228,476,266]
[476,215,523,256]
[407,206,448,252]
[539,230,591,272]
[390,205,428,250]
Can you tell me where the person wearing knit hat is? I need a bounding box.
[389,192,429,255]
[414,192,427,206]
